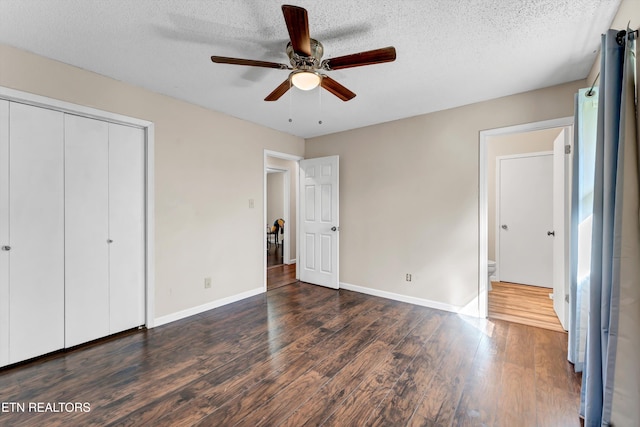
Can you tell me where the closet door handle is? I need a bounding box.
[107,239,113,244]
[1,245,10,251]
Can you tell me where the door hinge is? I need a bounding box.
[565,145,571,154]
[565,294,570,303]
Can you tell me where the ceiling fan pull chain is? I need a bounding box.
[318,86,323,125]
[288,79,293,123]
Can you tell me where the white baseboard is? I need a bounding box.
[287,259,296,264]
[153,281,481,328]
[153,287,264,327]
[340,282,479,317]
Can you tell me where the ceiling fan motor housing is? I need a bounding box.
[286,38,324,70]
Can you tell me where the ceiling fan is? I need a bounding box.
[211,5,396,102]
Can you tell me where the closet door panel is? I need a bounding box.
[0,100,9,367]
[9,102,65,363]
[108,124,145,333]
[64,114,110,347]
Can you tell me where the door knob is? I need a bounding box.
[547,231,555,236]
[1,245,10,251]
[501,224,508,230]
[107,239,113,244]
[331,226,337,231]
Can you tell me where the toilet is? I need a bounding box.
[488,260,496,291]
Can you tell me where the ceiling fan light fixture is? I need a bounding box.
[291,71,321,90]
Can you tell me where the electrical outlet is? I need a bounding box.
[204,277,212,289]
[249,199,255,209]
[406,273,412,282]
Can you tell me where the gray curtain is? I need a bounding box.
[580,28,639,426]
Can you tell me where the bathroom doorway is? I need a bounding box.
[479,118,572,330]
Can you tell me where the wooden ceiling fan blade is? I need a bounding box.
[211,56,289,69]
[324,46,396,70]
[282,5,311,56]
[265,79,292,101]
[320,76,356,101]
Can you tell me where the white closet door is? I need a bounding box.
[9,102,65,363]
[108,123,145,333]
[64,114,110,347]
[0,100,9,367]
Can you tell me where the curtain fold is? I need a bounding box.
[580,28,639,427]
[569,87,598,372]
[608,29,640,427]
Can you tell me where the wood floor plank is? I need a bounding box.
[281,305,429,427]
[504,322,536,367]
[246,307,409,427]
[0,283,582,426]
[533,327,573,393]
[495,363,537,427]
[452,320,510,427]
[533,327,582,427]
[407,316,484,426]
[489,282,565,332]
[267,263,297,290]
[321,312,448,426]
[535,385,582,427]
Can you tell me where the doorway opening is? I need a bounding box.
[266,168,287,268]
[264,150,302,291]
[479,118,573,331]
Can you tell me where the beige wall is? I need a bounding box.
[0,43,304,318]
[306,80,584,312]
[487,127,561,261]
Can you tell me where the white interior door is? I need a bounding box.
[553,129,569,330]
[498,153,554,287]
[9,102,65,363]
[108,123,145,333]
[299,156,339,289]
[64,114,110,347]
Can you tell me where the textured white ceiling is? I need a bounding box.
[0,0,621,138]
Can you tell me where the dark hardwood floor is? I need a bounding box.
[0,283,581,426]
[267,264,297,290]
[267,240,284,267]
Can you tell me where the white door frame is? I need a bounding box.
[0,86,157,328]
[479,117,573,318]
[264,150,303,291]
